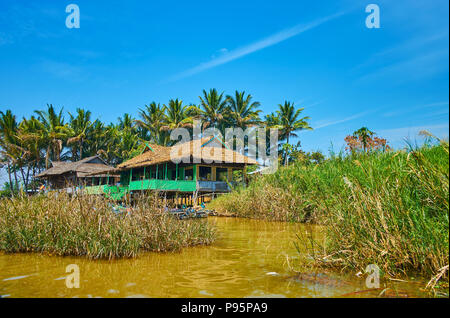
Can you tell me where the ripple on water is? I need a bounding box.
[0,217,428,298]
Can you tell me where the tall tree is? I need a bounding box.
[87,121,117,162]
[68,108,92,161]
[196,88,228,129]
[135,102,166,144]
[353,127,375,153]
[118,113,135,131]
[226,91,261,129]
[0,110,19,190]
[16,116,46,190]
[161,99,194,134]
[274,101,312,166]
[35,104,70,168]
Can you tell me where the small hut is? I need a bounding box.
[35,155,118,191]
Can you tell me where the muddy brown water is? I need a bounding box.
[0,217,427,298]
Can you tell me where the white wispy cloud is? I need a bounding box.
[383,100,449,117]
[301,99,326,110]
[351,31,448,73]
[314,111,371,130]
[357,49,449,83]
[422,101,449,108]
[165,11,347,82]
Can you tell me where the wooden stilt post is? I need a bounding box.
[142,166,146,189]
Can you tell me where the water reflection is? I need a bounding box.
[0,217,426,298]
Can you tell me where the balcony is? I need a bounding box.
[197,181,230,192]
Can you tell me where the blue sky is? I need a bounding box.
[0,0,448,159]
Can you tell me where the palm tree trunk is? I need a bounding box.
[13,166,19,192]
[32,165,37,192]
[46,145,51,169]
[7,163,13,193]
[55,143,61,161]
[285,134,290,167]
[24,166,30,191]
[20,167,26,191]
[79,139,83,160]
[72,147,77,161]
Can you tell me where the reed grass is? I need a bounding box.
[209,141,449,281]
[0,193,216,259]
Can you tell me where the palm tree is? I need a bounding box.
[118,113,135,131]
[274,101,312,166]
[17,116,46,189]
[263,112,283,160]
[35,104,71,168]
[135,102,166,144]
[0,110,19,189]
[264,113,280,128]
[226,91,261,129]
[196,89,229,129]
[116,126,140,162]
[161,99,194,133]
[86,121,118,162]
[353,127,375,152]
[68,108,93,161]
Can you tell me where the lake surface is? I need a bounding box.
[0,217,426,298]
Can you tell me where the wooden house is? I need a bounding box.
[35,155,118,191]
[118,136,258,192]
[88,136,259,203]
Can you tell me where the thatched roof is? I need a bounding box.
[35,155,115,178]
[117,143,171,169]
[118,136,259,170]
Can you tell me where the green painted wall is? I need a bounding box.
[128,179,197,192]
[85,163,237,201]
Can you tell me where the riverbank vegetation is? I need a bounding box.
[0,90,310,194]
[209,136,449,284]
[0,193,216,259]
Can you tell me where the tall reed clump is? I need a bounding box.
[209,141,449,280]
[0,193,215,259]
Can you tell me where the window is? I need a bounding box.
[150,166,157,179]
[169,168,176,180]
[216,168,228,182]
[132,169,143,181]
[145,167,151,179]
[199,166,212,181]
[155,165,163,179]
[108,177,116,185]
[184,167,193,180]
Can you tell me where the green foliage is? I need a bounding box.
[226,90,261,129]
[1,90,316,197]
[0,182,17,198]
[210,141,449,279]
[265,101,312,166]
[196,88,229,129]
[0,193,216,259]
